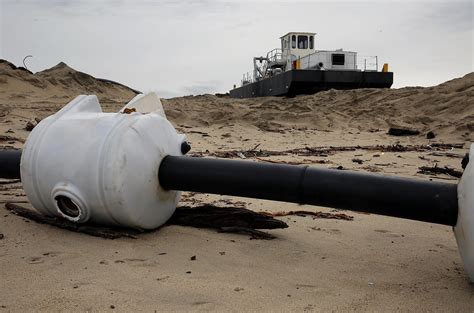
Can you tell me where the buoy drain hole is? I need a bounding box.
[55,195,81,218]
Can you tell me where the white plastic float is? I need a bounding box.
[20,92,185,229]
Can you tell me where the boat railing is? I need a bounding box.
[357,55,378,71]
[238,47,292,86]
[241,71,254,86]
[266,48,288,65]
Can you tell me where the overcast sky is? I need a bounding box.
[1,0,472,97]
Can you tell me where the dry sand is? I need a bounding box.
[0,60,473,311]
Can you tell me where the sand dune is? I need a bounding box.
[164,72,473,140]
[0,59,139,105]
[0,61,473,311]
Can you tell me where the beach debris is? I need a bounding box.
[352,158,364,164]
[190,143,464,159]
[387,127,420,136]
[426,131,436,139]
[24,117,42,131]
[121,107,136,114]
[428,152,465,158]
[169,205,288,230]
[5,202,287,240]
[25,121,35,131]
[429,143,464,149]
[5,202,142,239]
[0,135,24,143]
[263,210,353,221]
[26,256,43,264]
[190,255,196,261]
[254,157,305,165]
[0,233,3,240]
[417,164,463,178]
[250,143,261,151]
[188,130,210,137]
[219,227,276,240]
[361,165,382,173]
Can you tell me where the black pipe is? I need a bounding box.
[159,156,459,226]
[0,150,460,226]
[0,150,21,179]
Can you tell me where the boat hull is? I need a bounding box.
[229,69,393,98]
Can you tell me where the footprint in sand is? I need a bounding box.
[25,251,61,264]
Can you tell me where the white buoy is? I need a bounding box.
[20,93,186,229]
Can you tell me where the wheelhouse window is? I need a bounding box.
[309,36,314,49]
[291,35,296,49]
[332,53,345,65]
[297,35,308,49]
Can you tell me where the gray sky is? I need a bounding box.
[1,0,472,98]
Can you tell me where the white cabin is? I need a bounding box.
[279,31,357,71]
[280,32,316,60]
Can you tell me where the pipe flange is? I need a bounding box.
[51,184,90,223]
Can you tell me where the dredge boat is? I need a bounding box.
[229,32,393,98]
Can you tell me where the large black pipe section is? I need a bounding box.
[159,156,459,226]
[0,150,460,226]
[0,150,21,179]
